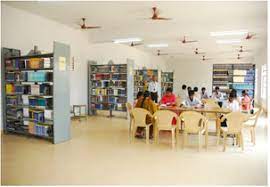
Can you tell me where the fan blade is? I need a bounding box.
[84,26,101,29]
[155,17,172,20]
[185,40,198,43]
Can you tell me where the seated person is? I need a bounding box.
[133,91,143,107]
[200,87,209,99]
[135,91,157,138]
[181,90,202,107]
[160,87,176,106]
[212,86,223,107]
[241,90,253,112]
[193,87,201,100]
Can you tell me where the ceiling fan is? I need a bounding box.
[157,50,169,56]
[245,33,256,40]
[237,46,252,53]
[148,7,172,20]
[181,36,198,44]
[201,55,212,61]
[79,18,101,29]
[130,42,143,47]
[194,48,205,55]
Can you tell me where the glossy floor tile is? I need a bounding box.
[1,113,268,185]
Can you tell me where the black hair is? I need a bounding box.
[202,87,206,91]
[166,87,173,93]
[188,90,195,97]
[187,86,192,91]
[141,91,150,108]
[182,85,187,89]
[215,86,220,90]
[136,91,143,99]
[230,89,237,98]
[194,87,198,92]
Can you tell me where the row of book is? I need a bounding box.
[161,72,173,83]
[92,88,126,96]
[91,80,127,88]
[6,71,53,82]
[91,95,127,103]
[28,121,53,137]
[5,58,53,70]
[91,65,127,73]
[6,84,52,95]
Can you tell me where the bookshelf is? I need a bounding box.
[212,63,255,98]
[161,71,174,96]
[1,42,71,144]
[88,60,134,117]
[133,69,159,99]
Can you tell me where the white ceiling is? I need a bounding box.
[4,1,267,61]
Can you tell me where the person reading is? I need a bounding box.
[160,87,176,106]
[181,90,202,107]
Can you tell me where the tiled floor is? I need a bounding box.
[1,113,268,185]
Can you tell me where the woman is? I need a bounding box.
[241,90,253,113]
[135,91,157,138]
[133,91,143,107]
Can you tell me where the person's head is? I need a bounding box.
[194,87,198,92]
[230,89,237,98]
[187,86,192,91]
[242,90,248,97]
[165,87,173,96]
[141,91,150,107]
[201,87,206,93]
[152,75,157,81]
[215,86,220,91]
[182,84,187,90]
[136,91,143,100]
[188,90,195,100]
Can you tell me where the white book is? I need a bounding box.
[22,95,29,105]
[31,85,40,95]
[23,108,29,117]
[45,110,53,120]
[43,58,51,68]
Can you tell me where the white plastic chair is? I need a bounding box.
[153,110,180,149]
[217,112,249,151]
[243,108,262,145]
[130,108,153,144]
[179,111,208,151]
[204,102,221,135]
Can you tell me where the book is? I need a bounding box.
[31,85,40,95]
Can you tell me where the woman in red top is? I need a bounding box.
[160,87,176,106]
[241,90,252,111]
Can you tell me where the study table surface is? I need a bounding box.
[159,105,232,114]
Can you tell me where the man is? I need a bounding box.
[160,87,176,106]
[182,90,202,107]
[200,87,209,99]
[212,86,223,107]
[148,75,159,103]
[178,84,188,100]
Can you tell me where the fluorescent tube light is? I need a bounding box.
[210,30,248,37]
[147,43,168,48]
[216,39,241,44]
[113,38,142,44]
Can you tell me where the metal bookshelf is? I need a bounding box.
[161,71,174,96]
[88,60,134,117]
[1,42,71,144]
[212,63,255,98]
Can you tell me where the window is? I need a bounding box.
[261,64,267,99]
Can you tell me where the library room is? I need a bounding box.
[1,1,269,186]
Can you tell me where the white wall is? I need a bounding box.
[166,57,213,96]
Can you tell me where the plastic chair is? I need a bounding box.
[153,110,180,149]
[126,102,133,141]
[217,112,249,151]
[243,108,262,145]
[204,102,221,134]
[202,98,217,105]
[179,111,208,151]
[130,108,153,144]
[175,96,182,107]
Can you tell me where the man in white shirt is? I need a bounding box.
[178,84,188,100]
[148,75,159,103]
[200,87,209,99]
[182,90,202,107]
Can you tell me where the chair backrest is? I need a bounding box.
[126,102,133,116]
[224,112,249,133]
[204,102,220,119]
[175,96,181,107]
[131,108,152,126]
[153,110,179,129]
[180,111,207,133]
[203,98,217,104]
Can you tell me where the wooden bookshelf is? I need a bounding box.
[1,42,71,144]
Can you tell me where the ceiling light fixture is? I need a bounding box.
[147,43,168,48]
[210,30,248,37]
[113,38,142,44]
[216,39,241,44]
